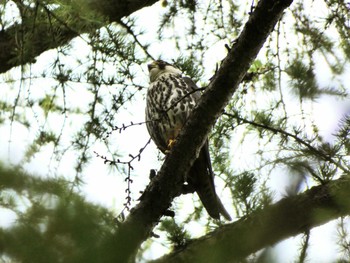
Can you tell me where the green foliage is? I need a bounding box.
[1,0,350,262]
[0,164,116,263]
[172,56,203,83]
[210,114,233,183]
[39,95,63,117]
[336,115,350,155]
[286,59,346,100]
[24,131,58,161]
[231,172,257,214]
[159,219,191,250]
[286,60,318,100]
[249,60,277,92]
[0,101,12,124]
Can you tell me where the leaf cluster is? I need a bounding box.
[0,164,117,263]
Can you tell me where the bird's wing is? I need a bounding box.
[182,76,201,101]
[189,142,231,220]
[182,76,231,220]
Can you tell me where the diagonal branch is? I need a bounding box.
[109,0,294,262]
[0,0,157,74]
[151,176,350,263]
[223,112,349,173]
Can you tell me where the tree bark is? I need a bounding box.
[151,177,350,262]
[110,0,294,262]
[0,0,157,74]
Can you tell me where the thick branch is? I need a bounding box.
[151,176,350,263]
[0,0,157,74]
[110,0,294,262]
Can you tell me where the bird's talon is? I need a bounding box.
[164,139,177,153]
[167,139,176,148]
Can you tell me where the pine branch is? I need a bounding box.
[223,112,349,174]
[0,0,157,74]
[151,176,350,263]
[110,0,294,262]
[118,19,155,60]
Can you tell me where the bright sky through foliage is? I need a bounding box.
[1,0,350,262]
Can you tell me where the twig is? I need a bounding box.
[223,111,349,174]
[94,138,152,211]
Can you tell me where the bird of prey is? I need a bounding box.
[145,60,231,221]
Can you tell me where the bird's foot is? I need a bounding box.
[165,139,177,153]
[168,138,177,148]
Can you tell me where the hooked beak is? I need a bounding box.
[147,62,157,72]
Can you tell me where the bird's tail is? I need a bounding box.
[188,143,231,221]
[195,179,232,221]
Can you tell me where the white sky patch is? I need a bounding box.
[0,208,17,228]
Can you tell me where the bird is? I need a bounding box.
[145,60,231,221]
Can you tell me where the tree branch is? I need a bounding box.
[0,0,157,74]
[151,176,350,263]
[110,0,294,262]
[223,112,349,173]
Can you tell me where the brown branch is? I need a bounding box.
[151,176,350,263]
[0,0,157,74]
[223,112,349,174]
[118,19,155,60]
[108,0,294,262]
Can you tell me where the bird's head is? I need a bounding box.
[148,60,182,82]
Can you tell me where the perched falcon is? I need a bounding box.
[145,60,231,221]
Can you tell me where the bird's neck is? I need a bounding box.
[151,71,181,83]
